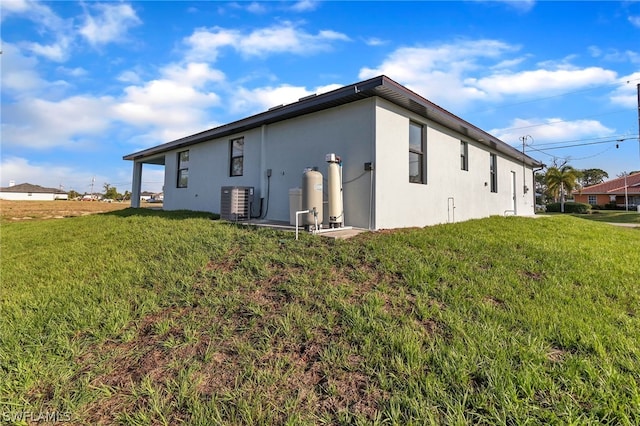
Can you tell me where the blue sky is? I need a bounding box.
[2,0,639,194]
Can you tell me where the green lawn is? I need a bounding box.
[1,210,639,425]
[572,210,640,224]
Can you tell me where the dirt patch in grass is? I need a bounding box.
[77,260,390,424]
[0,200,135,222]
[483,295,506,308]
[521,270,545,281]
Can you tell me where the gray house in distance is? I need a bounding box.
[124,75,542,230]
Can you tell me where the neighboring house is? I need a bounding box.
[0,182,68,201]
[574,172,640,208]
[124,75,542,230]
[140,191,155,201]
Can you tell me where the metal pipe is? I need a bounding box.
[295,209,310,240]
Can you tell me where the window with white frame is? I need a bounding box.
[409,122,426,184]
[588,195,597,205]
[177,150,189,188]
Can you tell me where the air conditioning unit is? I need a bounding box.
[220,186,254,221]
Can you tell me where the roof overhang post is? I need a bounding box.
[131,161,142,208]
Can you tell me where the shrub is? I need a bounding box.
[545,202,592,214]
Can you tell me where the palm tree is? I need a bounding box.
[545,165,580,212]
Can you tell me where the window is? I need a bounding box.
[177,150,189,188]
[588,195,597,205]
[489,153,498,193]
[409,122,426,184]
[230,137,244,177]
[460,141,468,171]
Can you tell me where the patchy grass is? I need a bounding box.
[1,212,639,424]
[0,200,155,223]
[573,210,640,224]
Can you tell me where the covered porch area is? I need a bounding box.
[129,154,165,208]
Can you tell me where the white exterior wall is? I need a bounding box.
[0,192,59,201]
[373,98,534,229]
[260,99,375,229]
[163,127,263,213]
[159,96,535,230]
[162,99,376,229]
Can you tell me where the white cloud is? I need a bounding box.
[360,40,623,110]
[500,0,536,13]
[2,0,74,61]
[1,42,48,93]
[161,62,225,87]
[610,72,640,107]
[184,22,350,61]
[629,15,640,28]
[111,62,225,143]
[359,40,517,108]
[0,156,75,189]
[79,3,141,46]
[230,82,343,115]
[24,36,73,62]
[231,85,312,114]
[490,118,615,145]
[2,96,115,149]
[468,67,617,96]
[246,2,267,14]
[364,37,388,47]
[56,66,88,77]
[1,0,66,30]
[184,27,239,62]
[290,0,319,12]
[588,46,640,64]
[117,70,142,84]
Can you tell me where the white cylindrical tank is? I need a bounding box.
[326,154,343,228]
[301,168,323,228]
[288,188,302,225]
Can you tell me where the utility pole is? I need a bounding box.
[90,176,95,200]
[520,135,532,204]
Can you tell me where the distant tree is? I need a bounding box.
[579,168,608,187]
[534,172,550,204]
[122,190,131,201]
[546,165,580,213]
[104,186,120,200]
[67,189,80,200]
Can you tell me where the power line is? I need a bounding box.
[526,136,636,151]
[511,133,635,149]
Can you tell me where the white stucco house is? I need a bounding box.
[0,183,68,201]
[124,75,542,230]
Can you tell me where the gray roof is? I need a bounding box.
[123,75,542,167]
[0,183,67,194]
